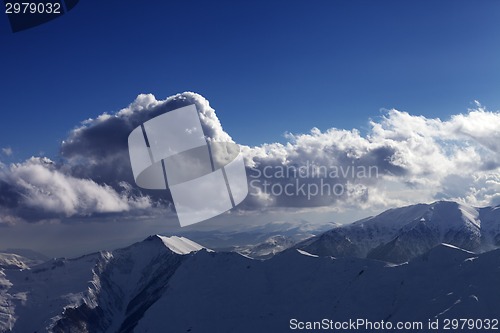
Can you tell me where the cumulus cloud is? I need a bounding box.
[1,91,499,225]
[0,92,231,224]
[243,105,500,210]
[59,92,231,188]
[0,157,151,224]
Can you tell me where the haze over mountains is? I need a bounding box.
[0,201,499,332]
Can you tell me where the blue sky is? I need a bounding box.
[2,0,500,160]
[2,1,500,256]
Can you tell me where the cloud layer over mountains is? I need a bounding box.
[1,92,499,224]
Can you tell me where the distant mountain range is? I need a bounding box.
[0,201,499,332]
[173,221,337,253]
[297,201,500,263]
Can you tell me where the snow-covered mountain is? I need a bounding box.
[2,237,499,332]
[0,236,205,333]
[0,249,49,263]
[170,221,336,259]
[1,202,500,332]
[234,235,296,259]
[0,254,33,270]
[297,201,500,263]
[0,249,48,270]
[175,221,336,252]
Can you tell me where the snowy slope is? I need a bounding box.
[0,270,14,332]
[157,236,207,254]
[136,245,500,333]
[478,205,500,249]
[7,253,105,332]
[234,235,296,259]
[0,253,33,270]
[0,249,49,263]
[298,201,499,263]
[0,209,500,332]
[0,235,206,333]
[0,234,499,332]
[175,221,336,252]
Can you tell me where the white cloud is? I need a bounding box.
[55,92,500,212]
[1,147,12,156]
[2,92,500,225]
[446,109,500,153]
[0,157,152,222]
[242,106,500,210]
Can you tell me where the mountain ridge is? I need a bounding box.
[1,202,500,332]
[296,200,500,263]
[0,233,499,332]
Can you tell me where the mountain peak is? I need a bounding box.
[297,200,498,263]
[152,235,207,255]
